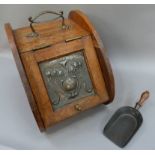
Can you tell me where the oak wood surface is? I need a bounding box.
[14,19,89,53]
[4,23,45,131]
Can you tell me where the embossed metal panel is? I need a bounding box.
[39,50,95,111]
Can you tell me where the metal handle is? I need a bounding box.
[28,10,68,37]
[135,90,150,110]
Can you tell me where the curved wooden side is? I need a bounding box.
[4,23,45,131]
[69,10,115,103]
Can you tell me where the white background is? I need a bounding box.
[0,4,155,149]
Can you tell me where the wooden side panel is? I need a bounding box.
[4,23,45,131]
[69,10,115,103]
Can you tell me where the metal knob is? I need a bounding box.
[75,104,82,111]
[63,77,77,91]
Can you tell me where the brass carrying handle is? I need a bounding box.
[135,90,150,110]
[28,10,68,37]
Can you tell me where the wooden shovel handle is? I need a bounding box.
[135,91,150,110]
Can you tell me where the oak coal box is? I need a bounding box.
[5,10,115,131]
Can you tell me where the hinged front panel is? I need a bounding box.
[39,50,95,111]
[21,36,109,127]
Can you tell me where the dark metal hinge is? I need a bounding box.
[65,36,82,42]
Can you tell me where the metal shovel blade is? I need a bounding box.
[104,106,143,148]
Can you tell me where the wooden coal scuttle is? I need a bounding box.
[5,10,115,131]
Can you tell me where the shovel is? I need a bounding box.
[103,91,150,148]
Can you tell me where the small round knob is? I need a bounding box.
[74,104,82,111]
[63,77,77,91]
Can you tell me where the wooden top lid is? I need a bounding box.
[13,19,89,53]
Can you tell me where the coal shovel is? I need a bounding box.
[104,91,150,148]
